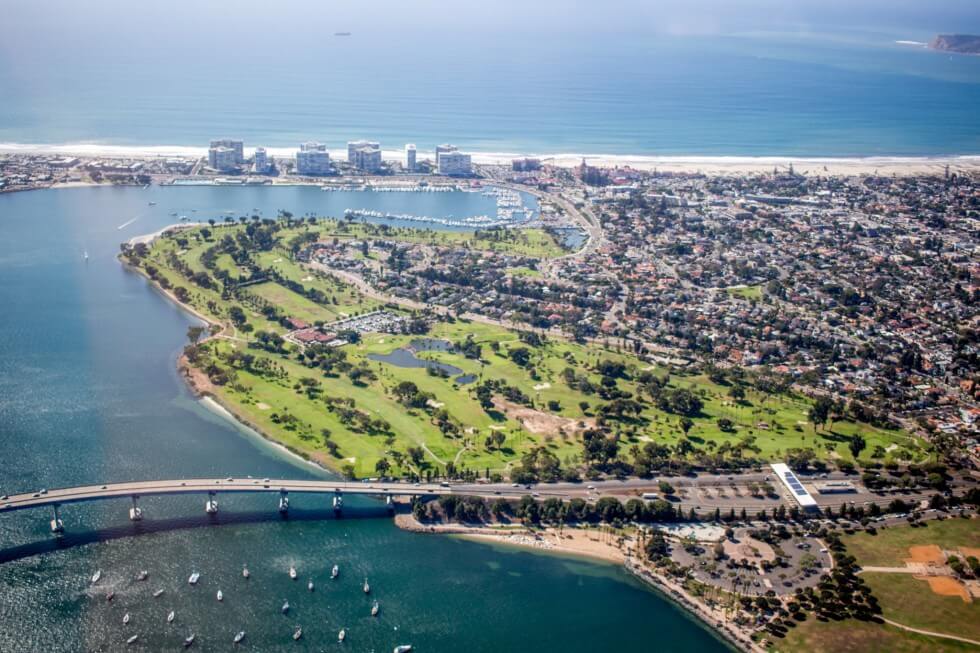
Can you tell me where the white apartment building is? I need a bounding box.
[296,142,332,175]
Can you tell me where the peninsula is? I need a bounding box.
[929,34,980,55]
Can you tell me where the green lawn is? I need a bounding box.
[775,616,978,653]
[844,517,980,567]
[862,572,980,642]
[727,285,764,300]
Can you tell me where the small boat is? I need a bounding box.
[136,570,148,581]
[123,613,131,625]
[394,646,413,653]
[293,628,302,641]
[242,566,250,579]
[289,566,297,580]
[216,590,223,602]
[126,635,139,646]
[307,579,314,592]
[331,565,339,579]
[153,589,165,598]
[371,601,379,617]
[91,570,102,584]
[281,600,290,614]
[149,202,156,206]
[84,250,89,262]
[233,631,245,644]
[167,610,175,624]
[188,572,200,585]
[183,634,195,648]
[363,578,370,594]
[338,628,346,643]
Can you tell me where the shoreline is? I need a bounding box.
[120,250,338,476]
[6,141,980,176]
[394,513,761,653]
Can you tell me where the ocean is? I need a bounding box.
[1,12,979,157]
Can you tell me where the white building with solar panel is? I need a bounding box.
[770,463,819,511]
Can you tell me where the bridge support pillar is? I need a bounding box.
[129,495,143,521]
[50,504,64,533]
[278,489,289,514]
[205,491,218,515]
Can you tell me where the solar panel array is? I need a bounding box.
[783,470,809,496]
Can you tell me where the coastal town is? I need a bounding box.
[3,138,979,653]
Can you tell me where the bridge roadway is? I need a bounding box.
[4,471,971,519]
[0,478,463,514]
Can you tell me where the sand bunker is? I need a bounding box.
[255,402,271,410]
[493,397,594,436]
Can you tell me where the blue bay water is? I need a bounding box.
[0,186,729,652]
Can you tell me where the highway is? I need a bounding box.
[4,471,971,520]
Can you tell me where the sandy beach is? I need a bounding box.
[5,141,979,176]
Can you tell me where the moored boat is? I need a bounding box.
[216,590,223,602]
[288,566,297,580]
[136,570,148,581]
[122,613,131,625]
[153,589,165,598]
[167,610,175,623]
[338,628,346,643]
[281,599,290,614]
[233,631,245,644]
[242,565,250,579]
[188,572,200,585]
[293,627,302,641]
[126,635,138,646]
[371,601,379,617]
[308,579,314,592]
[363,578,370,594]
[393,646,413,653]
[183,633,195,648]
[91,570,102,584]
[331,564,339,579]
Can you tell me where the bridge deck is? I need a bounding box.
[0,478,453,513]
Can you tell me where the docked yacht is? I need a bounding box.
[188,572,200,585]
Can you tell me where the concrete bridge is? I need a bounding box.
[0,477,457,533]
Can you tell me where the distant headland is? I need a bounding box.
[929,34,980,55]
